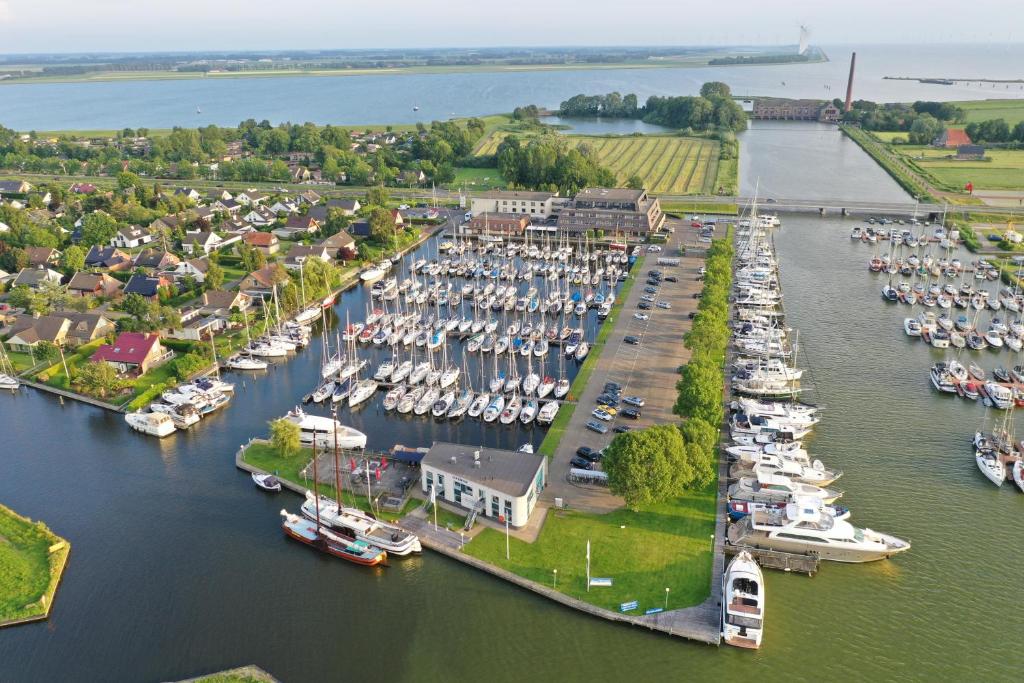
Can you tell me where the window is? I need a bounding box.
[436,474,445,498]
[491,495,500,517]
[504,499,512,520]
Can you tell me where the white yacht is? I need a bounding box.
[300,493,422,556]
[722,551,765,649]
[125,411,177,438]
[727,500,911,563]
[226,354,268,371]
[284,407,367,448]
[348,379,378,408]
[727,473,841,505]
[537,401,559,425]
[975,450,1006,486]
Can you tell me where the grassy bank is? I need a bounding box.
[662,201,739,216]
[463,486,715,611]
[841,125,938,201]
[184,666,277,683]
[0,504,70,627]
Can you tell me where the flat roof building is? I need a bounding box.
[470,190,560,220]
[420,442,547,528]
[556,187,664,237]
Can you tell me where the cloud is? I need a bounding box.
[0,1,11,23]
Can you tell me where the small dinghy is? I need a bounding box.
[253,472,282,492]
[968,364,986,381]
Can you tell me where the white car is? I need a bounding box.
[647,245,662,252]
[591,408,614,422]
[656,301,671,309]
[641,294,656,302]
[634,313,649,321]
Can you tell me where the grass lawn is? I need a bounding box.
[954,99,1024,126]
[34,338,106,390]
[189,667,277,683]
[0,504,70,626]
[661,201,739,216]
[897,145,1024,191]
[870,131,909,143]
[463,486,716,612]
[241,442,419,523]
[450,166,506,190]
[7,351,37,374]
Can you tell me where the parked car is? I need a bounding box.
[664,275,678,283]
[644,287,657,294]
[591,408,614,421]
[604,381,622,393]
[641,294,656,302]
[570,456,594,470]
[586,420,609,434]
[634,313,649,321]
[638,302,652,310]
[596,394,619,407]
[648,270,662,278]
[690,221,702,228]
[647,245,662,252]
[576,446,603,461]
[656,301,672,310]
[646,279,661,286]
[623,396,645,407]
[621,408,641,419]
[613,425,632,434]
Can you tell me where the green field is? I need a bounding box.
[464,485,716,611]
[0,504,70,626]
[566,135,722,195]
[954,99,1024,126]
[451,166,506,190]
[901,145,1024,191]
[870,131,909,143]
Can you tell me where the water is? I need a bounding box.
[1,44,1023,130]
[541,116,671,135]
[3,123,1023,682]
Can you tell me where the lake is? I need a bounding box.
[1,44,1023,131]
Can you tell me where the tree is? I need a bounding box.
[908,113,943,145]
[700,81,732,99]
[34,341,61,365]
[366,186,389,207]
[205,262,225,291]
[674,360,725,426]
[240,244,267,272]
[368,206,395,245]
[59,245,86,274]
[79,212,119,247]
[626,174,645,190]
[602,425,696,510]
[73,361,121,398]
[269,417,301,457]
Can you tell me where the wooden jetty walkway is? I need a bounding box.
[17,378,125,413]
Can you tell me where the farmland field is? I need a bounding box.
[565,135,722,195]
[895,144,1024,191]
[953,99,1024,126]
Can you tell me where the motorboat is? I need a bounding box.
[984,382,1014,409]
[726,499,910,563]
[280,510,387,566]
[432,390,456,418]
[519,399,539,424]
[300,493,422,555]
[398,386,425,414]
[284,407,367,448]
[415,387,441,415]
[252,473,282,492]
[1013,461,1024,493]
[721,551,765,649]
[124,411,176,438]
[727,498,850,522]
[727,473,841,504]
[226,354,268,371]
[537,401,559,425]
[975,450,1006,486]
[382,384,405,411]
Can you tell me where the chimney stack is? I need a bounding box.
[844,52,857,113]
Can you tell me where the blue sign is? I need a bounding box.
[619,600,639,612]
[644,607,664,615]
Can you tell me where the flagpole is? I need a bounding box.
[586,539,591,593]
[505,515,510,560]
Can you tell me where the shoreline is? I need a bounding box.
[0,505,71,629]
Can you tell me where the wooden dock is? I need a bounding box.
[17,378,125,413]
[724,543,819,575]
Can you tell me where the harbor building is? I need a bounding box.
[555,187,665,237]
[420,442,547,528]
[461,212,531,236]
[469,190,560,219]
[752,98,840,123]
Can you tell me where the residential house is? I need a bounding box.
[470,190,560,219]
[166,314,226,342]
[210,198,241,214]
[239,265,287,297]
[11,267,63,290]
[283,245,331,270]
[62,312,116,347]
[934,128,972,148]
[5,314,71,352]
[242,231,280,255]
[207,190,233,203]
[91,332,168,375]
[199,289,252,317]
[149,214,184,234]
[298,190,322,206]
[174,187,201,201]
[123,274,168,300]
[956,144,986,160]
[328,198,360,216]
[221,217,256,234]
[349,220,371,237]
[390,209,405,227]
[234,191,268,206]
[0,180,32,196]
[133,249,180,271]
[273,215,320,239]
[163,258,209,285]
[24,246,60,268]
[318,232,357,261]
[464,212,531,237]
[69,182,99,195]
[181,231,223,255]
[243,205,278,227]
[269,200,298,215]
[110,224,153,249]
[67,272,123,298]
[84,245,133,272]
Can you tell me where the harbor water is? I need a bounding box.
[1,123,1022,681]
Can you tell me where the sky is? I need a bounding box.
[0,0,1021,54]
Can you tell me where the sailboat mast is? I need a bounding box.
[332,405,342,509]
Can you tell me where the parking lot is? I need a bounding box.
[541,228,709,513]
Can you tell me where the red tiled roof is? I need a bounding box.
[244,232,278,246]
[941,128,972,147]
[91,332,159,365]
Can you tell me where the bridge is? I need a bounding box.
[662,195,1022,218]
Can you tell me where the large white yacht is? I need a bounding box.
[728,472,842,505]
[722,551,765,649]
[727,500,910,563]
[124,411,177,438]
[300,493,422,556]
[284,407,367,449]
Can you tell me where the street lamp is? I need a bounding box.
[664,587,670,610]
[553,569,558,589]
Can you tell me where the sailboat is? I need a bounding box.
[0,339,21,391]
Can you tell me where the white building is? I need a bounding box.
[420,442,547,528]
[469,190,560,220]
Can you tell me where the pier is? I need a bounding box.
[16,378,125,413]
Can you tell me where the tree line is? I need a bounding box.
[557,82,748,133]
[494,134,616,196]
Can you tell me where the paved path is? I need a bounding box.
[541,230,706,513]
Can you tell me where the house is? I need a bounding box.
[91,332,168,375]
[0,180,32,196]
[389,209,405,227]
[149,214,184,234]
[174,187,201,201]
[84,246,132,271]
[239,265,287,297]
[61,312,116,347]
[5,314,71,352]
[242,231,280,255]
[67,272,123,298]
[956,144,986,160]
[200,289,252,316]
[163,258,209,285]
[934,128,972,148]
[349,220,371,237]
[243,205,278,227]
[327,198,360,216]
[69,182,99,195]
[24,246,60,267]
[283,245,331,270]
[234,190,268,206]
[11,267,63,290]
[268,200,298,215]
[298,190,322,206]
[166,314,226,342]
[463,212,531,237]
[556,187,665,237]
[123,274,168,300]
[318,232,357,260]
[210,198,241,214]
[220,217,256,234]
[133,249,180,271]
[181,231,223,255]
[273,215,320,239]
[110,224,153,249]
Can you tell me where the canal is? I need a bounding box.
[1,123,1021,681]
